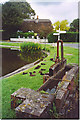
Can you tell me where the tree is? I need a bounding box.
[53,21,60,31]
[70,18,79,32]
[2,1,35,40]
[53,20,70,31]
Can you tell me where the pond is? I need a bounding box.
[2,48,45,76]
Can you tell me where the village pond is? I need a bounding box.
[2,48,46,76]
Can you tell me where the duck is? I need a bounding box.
[29,72,36,76]
[35,65,41,69]
[40,72,44,75]
[22,72,28,75]
[41,63,45,65]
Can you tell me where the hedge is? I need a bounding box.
[17,32,34,38]
[47,32,79,43]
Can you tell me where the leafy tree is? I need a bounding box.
[70,18,79,32]
[2,1,35,40]
[53,20,70,31]
[53,21,60,31]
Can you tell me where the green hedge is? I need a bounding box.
[47,32,79,43]
[17,32,34,38]
[47,32,58,43]
[61,32,79,42]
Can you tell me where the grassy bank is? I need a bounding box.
[1,44,79,119]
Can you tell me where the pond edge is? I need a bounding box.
[1,51,50,80]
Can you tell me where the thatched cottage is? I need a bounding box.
[20,16,53,38]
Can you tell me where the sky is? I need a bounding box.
[29,1,79,24]
[0,0,79,25]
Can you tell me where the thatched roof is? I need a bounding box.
[20,18,53,38]
[23,19,51,23]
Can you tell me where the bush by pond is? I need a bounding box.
[20,42,41,54]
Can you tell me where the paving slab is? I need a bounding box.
[15,88,54,118]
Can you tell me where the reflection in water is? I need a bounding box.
[20,51,43,63]
[2,48,44,76]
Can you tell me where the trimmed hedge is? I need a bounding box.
[17,32,34,38]
[61,32,79,42]
[47,32,79,43]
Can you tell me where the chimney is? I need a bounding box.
[37,15,39,19]
[35,15,39,23]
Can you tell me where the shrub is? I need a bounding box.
[18,32,24,38]
[47,32,58,43]
[42,47,50,52]
[24,32,34,38]
[47,32,79,43]
[17,32,34,38]
[20,42,41,54]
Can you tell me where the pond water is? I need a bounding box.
[2,48,44,76]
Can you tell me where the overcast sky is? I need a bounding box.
[0,0,79,25]
[30,1,78,24]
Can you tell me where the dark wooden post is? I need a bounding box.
[55,40,64,63]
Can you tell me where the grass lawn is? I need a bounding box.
[0,41,79,46]
[0,42,21,46]
[63,42,79,44]
[1,44,79,119]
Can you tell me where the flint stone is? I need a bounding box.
[66,66,79,81]
[55,88,68,111]
[61,82,70,90]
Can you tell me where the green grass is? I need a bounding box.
[0,42,21,46]
[63,42,79,44]
[0,42,79,46]
[64,46,79,64]
[1,44,79,119]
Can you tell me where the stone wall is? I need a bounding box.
[10,38,48,43]
[39,63,79,118]
[11,63,79,119]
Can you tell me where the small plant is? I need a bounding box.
[53,102,57,113]
[42,47,50,52]
[57,81,64,89]
[49,102,59,118]
[74,73,79,86]
[16,99,22,105]
[40,90,49,94]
